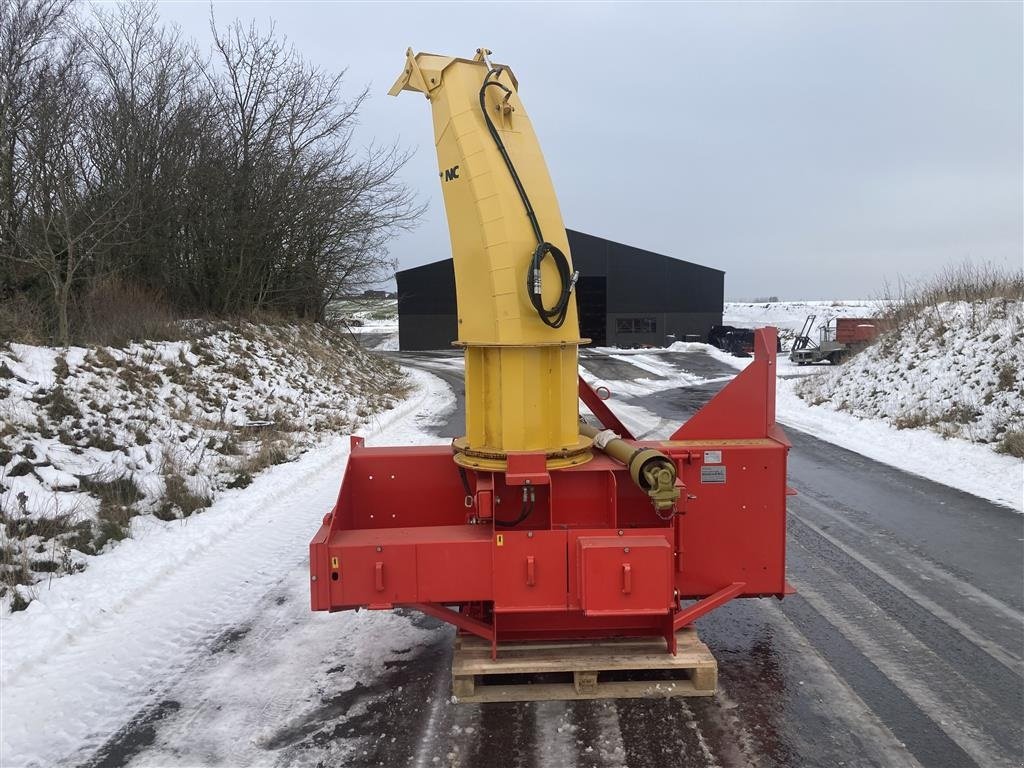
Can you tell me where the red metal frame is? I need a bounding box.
[311,328,790,655]
[579,377,635,440]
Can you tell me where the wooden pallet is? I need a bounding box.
[451,629,717,703]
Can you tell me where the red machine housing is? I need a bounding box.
[310,328,790,656]
[834,317,883,345]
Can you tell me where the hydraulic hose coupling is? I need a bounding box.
[579,423,680,513]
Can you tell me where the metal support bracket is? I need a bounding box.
[406,602,495,652]
[672,582,746,632]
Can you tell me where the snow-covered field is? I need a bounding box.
[335,298,399,350]
[724,300,881,348]
[0,324,405,609]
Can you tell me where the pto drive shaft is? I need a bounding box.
[579,422,680,513]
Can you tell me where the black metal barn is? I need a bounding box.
[396,229,724,351]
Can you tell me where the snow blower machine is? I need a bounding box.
[310,49,790,690]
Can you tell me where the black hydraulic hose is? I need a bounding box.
[479,75,542,243]
[460,462,536,528]
[527,241,575,328]
[478,68,577,329]
[494,489,535,528]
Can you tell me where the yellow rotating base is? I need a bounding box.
[452,436,594,472]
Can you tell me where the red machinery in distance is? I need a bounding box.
[310,328,791,658]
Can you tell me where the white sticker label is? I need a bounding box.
[703,450,722,464]
[701,466,727,484]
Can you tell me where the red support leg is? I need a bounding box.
[405,603,495,645]
[672,582,746,632]
[492,612,498,660]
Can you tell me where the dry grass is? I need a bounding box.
[0,292,51,345]
[0,503,87,610]
[996,431,1024,459]
[997,364,1017,392]
[878,262,1024,330]
[44,386,80,423]
[79,472,145,549]
[74,278,183,347]
[157,458,212,520]
[892,411,931,431]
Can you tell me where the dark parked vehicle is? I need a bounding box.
[707,325,756,357]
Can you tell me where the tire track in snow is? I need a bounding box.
[411,654,459,768]
[466,703,536,768]
[697,599,920,768]
[566,700,626,767]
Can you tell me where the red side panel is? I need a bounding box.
[493,530,568,612]
[323,525,493,608]
[567,529,673,610]
[672,327,778,441]
[673,443,787,597]
[578,535,673,616]
[309,522,331,611]
[417,538,492,602]
[333,543,418,608]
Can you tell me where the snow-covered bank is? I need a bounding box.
[0,323,406,609]
[794,299,1024,452]
[778,379,1022,511]
[0,365,454,768]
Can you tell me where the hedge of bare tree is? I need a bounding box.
[1,1,421,345]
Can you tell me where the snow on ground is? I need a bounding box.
[0,365,454,768]
[335,298,398,333]
[0,323,406,609]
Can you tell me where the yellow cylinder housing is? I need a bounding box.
[390,48,591,469]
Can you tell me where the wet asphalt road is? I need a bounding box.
[88,346,1023,768]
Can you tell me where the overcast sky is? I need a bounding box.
[155,1,1022,300]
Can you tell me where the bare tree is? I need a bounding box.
[2,3,423,343]
[0,0,74,292]
[206,16,423,319]
[8,33,129,346]
[84,2,206,284]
